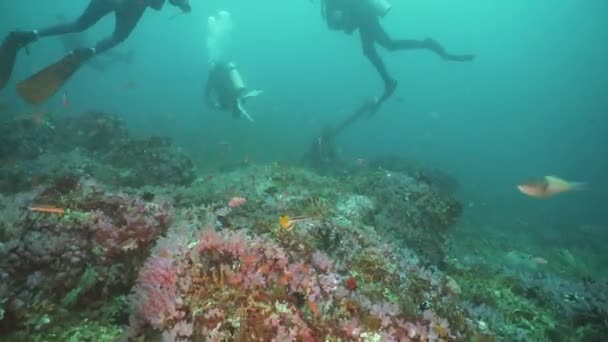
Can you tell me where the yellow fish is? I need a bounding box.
[278,215,314,230]
[517,175,586,198]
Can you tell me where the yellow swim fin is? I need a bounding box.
[16,49,93,105]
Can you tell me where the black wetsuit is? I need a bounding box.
[37,0,151,54]
[324,0,473,89]
[55,14,134,72]
[204,62,245,117]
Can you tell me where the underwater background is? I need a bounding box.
[0,0,607,341]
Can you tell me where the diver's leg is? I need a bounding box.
[360,25,397,96]
[93,7,145,54]
[4,0,112,50]
[1,0,113,89]
[38,0,113,37]
[420,38,475,62]
[374,26,474,62]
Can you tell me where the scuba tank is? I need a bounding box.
[226,62,245,91]
[366,0,392,17]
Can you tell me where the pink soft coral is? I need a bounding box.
[132,255,181,329]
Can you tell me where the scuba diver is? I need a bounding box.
[0,0,191,104]
[321,0,475,105]
[54,14,136,73]
[203,11,262,123]
[204,61,263,123]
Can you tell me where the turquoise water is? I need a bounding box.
[1,1,607,340]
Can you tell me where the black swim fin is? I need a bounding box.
[368,79,398,117]
[16,48,93,105]
[0,35,20,91]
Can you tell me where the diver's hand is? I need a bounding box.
[169,0,191,12]
[242,89,263,100]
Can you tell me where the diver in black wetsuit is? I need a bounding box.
[322,0,474,101]
[204,61,263,123]
[0,0,191,90]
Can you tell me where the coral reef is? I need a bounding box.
[118,164,474,341]
[0,161,476,340]
[127,220,462,341]
[0,110,486,341]
[0,177,173,336]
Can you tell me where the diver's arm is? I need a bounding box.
[239,89,264,104]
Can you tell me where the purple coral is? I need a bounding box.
[0,178,176,336]
[90,196,173,260]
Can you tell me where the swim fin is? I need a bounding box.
[236,99,255,122]
[16,48,94,105]
[368,79,397,117]
[0,35,20,91]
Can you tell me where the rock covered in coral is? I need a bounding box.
[120,161,477,340]
[1,162,475,340]
[369,155,460,195]
[0,111,196,192]
[351,170,462,264]
[128,226,456,341]
[0,113,55,162]
[0,114,56,192]
[0,178,173,334]
[51,111,129,153]
[101,136,196,187]
[169,163,460,264]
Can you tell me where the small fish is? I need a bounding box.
[532,256,548,265]
[228,197,247,208]
[62,92,69,107]
[28,205,65,215]
[517,175,586,199]
[356,158,366,167]
[278,215,314,230]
